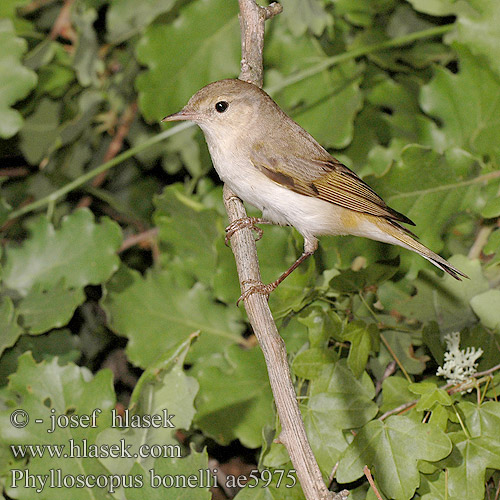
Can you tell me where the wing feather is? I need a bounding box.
[251,152,414,226]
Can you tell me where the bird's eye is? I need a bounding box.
[215,101,229,113]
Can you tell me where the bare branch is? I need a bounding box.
[363,466,384,500]
[224,2,348,499]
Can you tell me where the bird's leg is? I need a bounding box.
[237,238,318,305]
[225,217,271,246]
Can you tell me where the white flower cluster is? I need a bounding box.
[436,332,483,386]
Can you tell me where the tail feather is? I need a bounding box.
[374,219,469,280]
[391,228,468,280]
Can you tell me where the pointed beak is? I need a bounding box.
[161,108,197,122]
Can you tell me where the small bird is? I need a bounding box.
[163,79,467,297]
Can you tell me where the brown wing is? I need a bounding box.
[251,152,415,226]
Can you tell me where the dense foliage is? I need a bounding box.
[1,0,500,499]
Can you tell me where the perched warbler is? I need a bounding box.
[163,79,467,297]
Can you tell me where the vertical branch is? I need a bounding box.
[223,2,348,499]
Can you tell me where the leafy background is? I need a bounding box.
[1,0,500,499]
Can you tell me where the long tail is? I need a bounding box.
[375,219,469,280]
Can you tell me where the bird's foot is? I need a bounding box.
[237,279,278,306]
[225,217,265,246]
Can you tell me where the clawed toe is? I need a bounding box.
[236,279,278,306]
[225,217,265,246]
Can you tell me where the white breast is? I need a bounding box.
[201,127,351,241]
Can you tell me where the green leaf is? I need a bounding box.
[0,330,80,386]
[328,260,399,293]
[162,125,207,178]
[408,381,452,411]
[459,401,500,438]
[302,403,350,476]
[378,330,429,375]
[211,235,241,304]
[342,321,379,377]
[19,90,102,165]
[102,265,244,367]
[405,0,456,16]
[310,358,375,399]
[19,98,61,164]
[153,185,221,286]
[387,5,438,38]
[280,0,332,37]
[420,44,500,158]
[366,75,422,140]
[278,314,310,354]
[0,196,12,226]
[297,306,343,348]
[453,0,500,80]
[307,386,378,431]
[378,376,414,415]
[336,416,452,499]
[292,347,337,380]
[367,146,490,278]
[36,53,75,98]
[354,27,437,73]
[129,332,198,408]
[0,0,31,29]
[192,345,274,448]
[418,470,447,500]
[422,322,445,365]
[460,325,500,373]
[136,0,240,121]
[379,257,490,334]
[97,346,198,475]
[2,209,122,296]
[17,283,85,334]
[0,354,115,500]
[107,0,176,43]
[308,359,378,430]
[470,289,500,330]
[127,448,211,500]
[483,228,500,265]
[266,27,363,149]
[72,6,101,87]
[444,431,500,499]
[0,297,22,357]
[481,193,500,218]
[0,19,37,138]
[334,0,396,26]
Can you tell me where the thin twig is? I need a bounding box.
[328,462,339,487]
[468,225,494,260]
[494,477,500,500]
[379,362,500,421]
[379,400,416,421]
[363,466,383,500]
[225,3,345,499]
[459,362,500,381]
[78,102,138,209]
[0,167,29,177]
[375,361,397,396]
[380,333,411,383]
[119,228,158,253]
[49,0,76,41]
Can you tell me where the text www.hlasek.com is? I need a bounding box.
[10,439,180,460]
[10,440,183,494]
